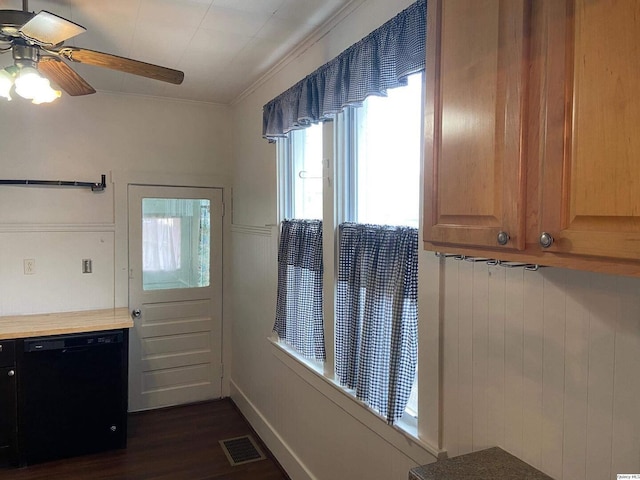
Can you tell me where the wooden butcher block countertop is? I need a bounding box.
[0,308,133,339]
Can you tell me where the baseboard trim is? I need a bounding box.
[230,380,317,480]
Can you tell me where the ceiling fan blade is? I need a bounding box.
[19,10,85,46]
[38,56,95,96]
[59,47,184,85]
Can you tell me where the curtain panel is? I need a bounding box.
[335,222,418,424]
[273,219,326,361]
[263,0,426,141]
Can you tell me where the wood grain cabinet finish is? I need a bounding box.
[539,0,640,260]
[423,0,640,275]
[424,0,530,251]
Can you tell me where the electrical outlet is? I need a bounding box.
[24,258,35,275]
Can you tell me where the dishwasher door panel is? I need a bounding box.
[18,330,128,466]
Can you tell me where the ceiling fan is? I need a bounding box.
[0,0,184,103]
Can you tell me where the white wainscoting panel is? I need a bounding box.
[438,259,640,480]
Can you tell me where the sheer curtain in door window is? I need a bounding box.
[143,217,182,272]
[142,198,210,291]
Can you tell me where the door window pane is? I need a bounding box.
[142,198,210,290]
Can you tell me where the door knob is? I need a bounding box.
[7,370,14,377]
[539,232,554,248]
[497,231,510,245]
[131,309,142,319]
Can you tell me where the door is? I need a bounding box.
[423,0,530,250]
[128,185,223,411]
[0,366,17,466]
[538,0,640,260]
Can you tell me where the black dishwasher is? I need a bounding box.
[17,330,128,465]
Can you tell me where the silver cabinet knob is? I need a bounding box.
[7,370,14,377]
[497,231,510,245]
[131,309,142,319]
[539,232,554,248]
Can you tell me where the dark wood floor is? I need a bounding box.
[0,398,290,480]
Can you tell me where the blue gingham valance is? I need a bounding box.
[263,0,426,141]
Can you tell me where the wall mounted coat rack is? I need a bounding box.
[0,174,106,192]
[435,252,543,271]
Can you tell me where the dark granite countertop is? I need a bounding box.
[409,447,554,480]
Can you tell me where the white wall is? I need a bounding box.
[0,92,231,315]
[229,1,438,479]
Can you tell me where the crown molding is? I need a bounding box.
[231,0,367,106]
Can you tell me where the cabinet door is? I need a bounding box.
[0,366,17,465]
[539,0,640,260]
[424,0,530,250]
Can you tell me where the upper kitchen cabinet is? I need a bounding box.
[538,0,640,261]
[424,0,640,275]
[423,0,531,251]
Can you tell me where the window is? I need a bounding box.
[335,72,421,423]
[274,123,325,363]
[357,73,421,417]
[275,73,422,425]
[142,198,210,290]
[282,123,323,220]
[351,73,422,227]
[280,72,422,221]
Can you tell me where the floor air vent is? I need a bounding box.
[219,435,266,466]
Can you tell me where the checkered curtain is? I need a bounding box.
[273,219,326,361]
[335,223,418,424]
[262,0,426,141]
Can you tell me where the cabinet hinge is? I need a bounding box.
[220,363,224,379]
[221,202,225,218]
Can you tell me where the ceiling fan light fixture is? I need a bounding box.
[0,69,14,101]
[31,82,61,104]
[1,7,184,102]
[14,66,60,104]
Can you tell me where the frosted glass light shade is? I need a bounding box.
[14,67,42,99]
[31,85,61,104]
[14,67,61,104]
[0,69,13,101]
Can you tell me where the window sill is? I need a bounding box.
[268,337,442,464]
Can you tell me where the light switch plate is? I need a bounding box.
[82,259,92,274]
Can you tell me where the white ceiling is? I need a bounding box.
[0,0,354,104]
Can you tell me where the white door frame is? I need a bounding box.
[112,170,232,401]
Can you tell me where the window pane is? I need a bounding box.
[355,73,422,227]
[142,198,210,290]
[405,366,418,418]
[291,123,323,220]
